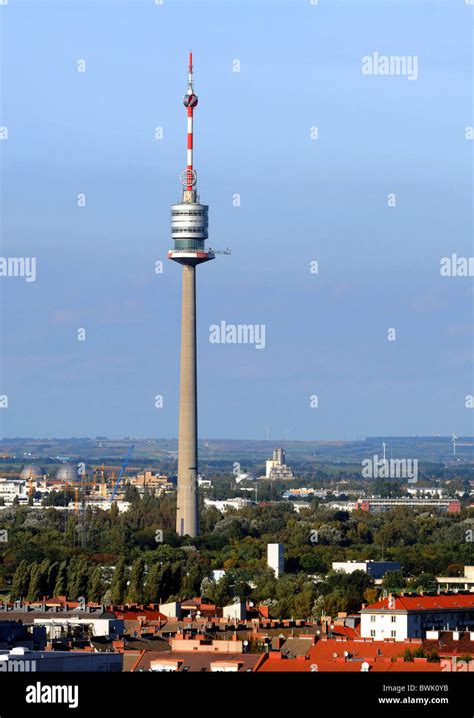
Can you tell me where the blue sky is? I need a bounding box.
[0,0,472,440]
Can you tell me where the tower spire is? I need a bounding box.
[182,51,199,193]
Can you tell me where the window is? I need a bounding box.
[391,616,396,623]
[370,615,376,623]
[390,630,396,638]
[370,630,376,637]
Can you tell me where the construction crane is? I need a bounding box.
[109,445,134,502]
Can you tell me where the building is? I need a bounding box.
[55,464,79,482]
[264,448,294,480]
[222,600,247,621]
[169,53,216,538]
[33,614,124,640]
[159,602,182,620]
[130,471,173,494]
[197,475,212,489]
[170,636,243,653]
[436,566,474,591]
[267,543,284,579]
[332,560,401,580]
[19,465,44,481]
[256,639,443,673]
[356,497,461,513]
[204,498,253,513]
[282,488,315,499]
[0,479,28,504]
[0,647,122,672]
[0,621,46,650]
[132,650,263,673]
[360,593,474,641]
[406,487,446,497]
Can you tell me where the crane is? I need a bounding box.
[109,445,134,502]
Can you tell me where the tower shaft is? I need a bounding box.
[176,264,198,536]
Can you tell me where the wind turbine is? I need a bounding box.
[452,433,458,457]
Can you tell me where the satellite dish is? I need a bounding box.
[243,640,249,646]
[310,664,318,672]
[361,661,370,672]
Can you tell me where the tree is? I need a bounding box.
[201,574,233,607]
[47,562,59,597]
[124,485,140,503]
[89,566,105,603]
[10,560,30,600]
[110,558,128,604]
[363,587,379,605]
[382,570,406,591]
[127,558,145,604]
[411,573,436,593]
[110,502,119,526]
[179,562,205,598]
[27,561,50,602]
[53,561,68,597]
[144,563,162,603]
[67,558,89,600]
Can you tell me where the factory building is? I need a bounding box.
[264,448,294,480]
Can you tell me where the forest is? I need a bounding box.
[1,488,472,618]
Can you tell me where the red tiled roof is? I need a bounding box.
[256,637,446,672]
[309,639,418,663]
[257,656,442,673]
[331,625,361,640]
[362,594,474,612]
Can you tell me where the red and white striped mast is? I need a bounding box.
[183,50,198,193]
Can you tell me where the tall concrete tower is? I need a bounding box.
[169,52,214,537]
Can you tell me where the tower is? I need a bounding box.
[169,53,214,537]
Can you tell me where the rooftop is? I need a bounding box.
[362,593,474,613]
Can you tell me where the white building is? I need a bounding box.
[267,543,284,579]
[33,615,124,639]
[222,599,246,621]
[436,566,474,591]
[264,448,294,480]
[159,601,182,619]
[332,560,401,580]
[204,498,253,513]
[198,475,212,489]
[360,593,474,641]
[0,479,28,505]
